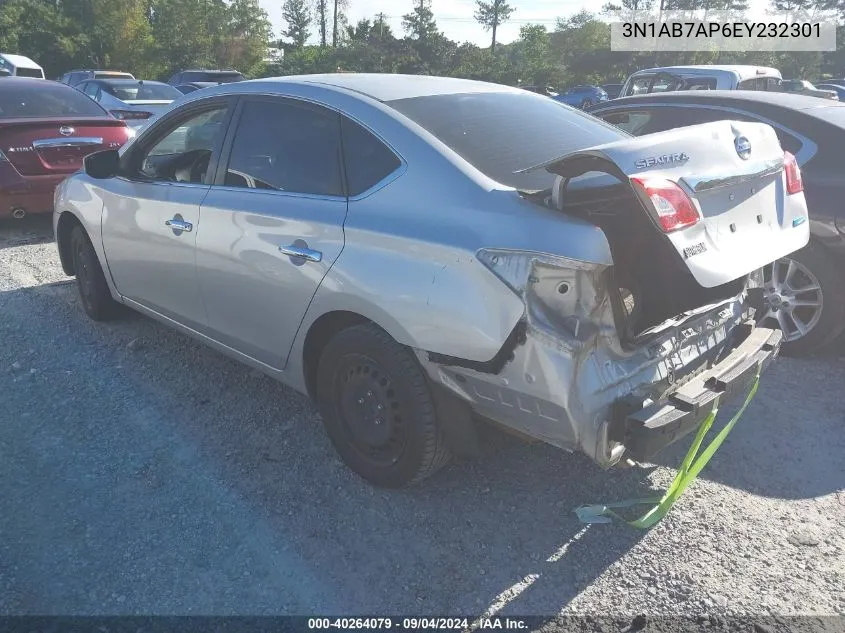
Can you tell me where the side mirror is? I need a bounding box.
[84,149,120,179]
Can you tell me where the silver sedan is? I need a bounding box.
[54,74,807,487]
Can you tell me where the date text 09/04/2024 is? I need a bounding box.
[621,21,821,38]
[307,618,528,630]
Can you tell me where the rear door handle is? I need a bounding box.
[165,218,193,232]
[279,243,322,263]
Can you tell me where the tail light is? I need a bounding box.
[109,110,152,120]
[630,177,700,233]
[784,151,803,195]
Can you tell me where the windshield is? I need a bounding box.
[0,82,106,118]
[387,91,625,191]
[108,82,182,101]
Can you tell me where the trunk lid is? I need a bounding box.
[0,117,130,176]
[524,120,810,288]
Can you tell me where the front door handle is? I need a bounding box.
[165,218,193,232]
[279,243,322,263]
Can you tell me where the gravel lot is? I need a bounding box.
[1,215,843,619]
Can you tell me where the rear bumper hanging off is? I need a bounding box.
[618,323,782,462]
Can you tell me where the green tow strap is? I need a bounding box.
[575,364,762,529]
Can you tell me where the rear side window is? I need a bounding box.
[0,82,105,117]
[341,117,401,196]
[15,67,43,78]
[223,99,343,196]
[387,91,623,191]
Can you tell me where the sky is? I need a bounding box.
[258,0,580,47]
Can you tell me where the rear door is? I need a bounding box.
[100,98,234,329]
[195,96,349,368]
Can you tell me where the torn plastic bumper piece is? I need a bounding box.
[619,323,782,463]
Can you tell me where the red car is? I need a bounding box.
[0,77,132,219]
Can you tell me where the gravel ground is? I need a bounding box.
[0,215,843,619]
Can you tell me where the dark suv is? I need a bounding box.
[167,69,245,85]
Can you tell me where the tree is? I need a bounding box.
[314,0,328,46]
[332,0,348,47]
[402,0,439,42]
[474,0,514,53]
[282,0,312,48]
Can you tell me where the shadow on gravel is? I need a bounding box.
[0,215,54,250]
[651,354,845,502]
[0,282,659,615]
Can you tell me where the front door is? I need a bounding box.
[195,97,348,369]
[101,103,231,330]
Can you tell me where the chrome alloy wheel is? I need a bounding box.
[762,256,824,342]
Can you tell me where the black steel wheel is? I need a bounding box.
[316,323,450,488]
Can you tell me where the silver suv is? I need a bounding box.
[54,75,808,487]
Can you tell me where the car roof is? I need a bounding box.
[629,65,781,78]
[208,74,525,103]
[90,78,169,86]
[592,90,845,127]
[179,69,242,74]
[594,89,840,110]
[0,53,41,68]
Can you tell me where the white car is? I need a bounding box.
[621,65,783,97]
[76,79,184,130]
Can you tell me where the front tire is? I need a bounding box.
[315,323,451,488]
[70,225,122,321]
[762,244,845,356]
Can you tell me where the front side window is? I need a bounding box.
[136,106,228,183]
[223,99,343,196]
[83,83,100,98]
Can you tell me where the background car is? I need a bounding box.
[620,65,782,97]
[167,69,244,85]
[174,81,222,94]
[76,79,184,129]
[58,70,135,86]
[554,85,608,109]
[780,79,838,100]
[518,84,558,97]
[590,90,845,355]
[0,53,45,79]
[0,77,131,219]
[601,82,623,99]
[815,83,845,100]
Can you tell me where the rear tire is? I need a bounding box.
[762,244,845,356]
[315,323,451,488]
[70,225,122,321]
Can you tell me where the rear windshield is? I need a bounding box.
[108,83,182,101]
[96,72,135,80]
[14,67,44,78]
[387,91,624,191]
[185,72,243,83]
[0,81,106,118]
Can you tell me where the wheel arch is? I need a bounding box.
[301,310,374,401]
[56,210,85,276]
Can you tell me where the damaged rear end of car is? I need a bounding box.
[422,120,809,467]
